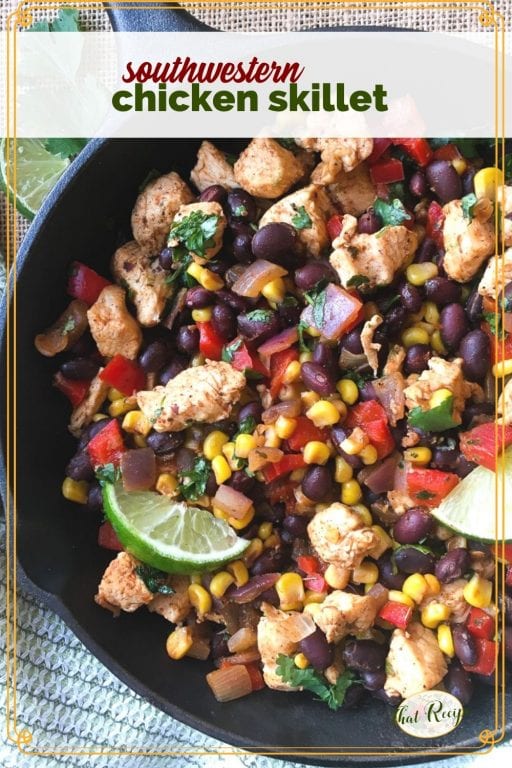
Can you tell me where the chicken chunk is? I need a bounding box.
[137,360,246,432]
[420,579,470,624]
[259,184,333,257]
[111,241,172,327]
[404,356,484,425]
[168,201,226,262]
[497,378,512,425]
[478,247,512,302]
[190,140,238,192]
[384,623,448,699]
[131,171,194,255]
[361,314,383,375]
[383,344,406,376]
[497,186,512,247]
[387,490,415,515]
[147,576,191,623]
[297,138,373,183]
[234,138,304,199]
[257,603,302,690]
[326,163,377,216]
[442,199,495,283]
[87,285,142,360]
[95,552,153,617]
[68,370,109,437]
[314,590,383,644]
[330,214,417,290]
[307,503,378,579]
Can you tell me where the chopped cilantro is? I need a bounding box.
[408,395,458,433]
[221,337,244,363]
[373,198,412,227]
[234,204,248,218]
[135,565,174,595]
[168,210,219,258]
[276,654,357,710]
[95,463,121,485]
[291,206,312,230]
[277,138,296,150]
[44,138,87,160]
[224,152,238,166]
[178,457,210,501]
[234,416,256,439]
[483,311,503,337]
[312,289,327,329]
[61,316,76,335]
[346,275,370,289]
[303,279,328,305]
[461,193,477,221]
[297,320,312,353]
[340,369,372,388]
[415,490,436,500]
[244,309,274,324]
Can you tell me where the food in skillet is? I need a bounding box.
[36,137,512,709]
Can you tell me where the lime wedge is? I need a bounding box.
[102,482,249,573]
[0,138,70,219]
[431,448,512,542]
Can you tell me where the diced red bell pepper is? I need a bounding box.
[99,355,146,396]
[426,201,445,249]
[197,321,225,361]
[262,453,306,483]
[266,479,297,515]
[491,544,512,566]
[432,143,462,162]
[463,637,497,676]
[364,419,395,460]
[345,400,395,459]
[269,347,299,399]
[406,468,459,508]
[327,214,343,241]
[53,372,90,407]
[378,600,412,629]
[481,321,512,364]
[467,607,495,640]
[67,261,111,307]
[367,138,392,165]
[297,555,321,575]
[346,399,387,425]
[98,521,123,551]
[304,573,327,593]
[369,158,404,185]
[87,419,125,467]
[231,342,269,379]
[286,416,327,452]
[244,662,265,691]
[459,422,512,472]
[393,138,433,167]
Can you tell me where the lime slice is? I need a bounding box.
[102,482,249,573]
[431,449,512,542]
[0,138,70,219]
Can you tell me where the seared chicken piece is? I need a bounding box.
[442,199,495,283]
[326,163,377,215]
[419,579,470,624]
[361,314,383,375]
[95,552,153,616]
[384,623,448,699]
[190,140,238,192]
[497,186,512,247]
[259,184,333,257]
[234,138,304,199]
[68,371,109,437]
[168,201,226,262]
[112,240,172,327]
[87,285,142,360]
[314,590,384,644]
[478,247,512,302]
[257,603,303,690]
[297,138,373,183]
[147,576,192,623]
[497,378,512,426]
[131,171,194,255]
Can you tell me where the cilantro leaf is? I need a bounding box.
[44,138,87,160]
[95,463,121,485]
[221,337,243,364]
[312,289,327,329]
[340,369,372,388]
[346,275,370,289]
[408,395,458,433]
[135,565,174,595]
[303,279,328,306]
[461,193,477,221]
[178,457,210,501]
[61,316,76,335]
[297,320,312,353]
[168,211,220,258]
[234,415,256,439]
[277,138,296,150]
[483,311,503,337]
[275,654,356,710]
[415,490,436,500]
[291,206,312,230]
[244,309,274,324]
[373,198,412,227]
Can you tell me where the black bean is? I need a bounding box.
[452,626,478,666]
[207,260,229,277]
[185,286,214,309]
[211,631,230,659]
[295,261,335,291]
[175,447,195,473]
[415,237,438,264]
[283,515,308,537]
[461,167,476,196]
[237,310,281,346]
[359,381,377,402]
[330,426,364,469]
[138,340,169,373]
[211,304,236,340]
[343,639,387,673]
[238,401,263,425]
[251,223,297,262]
[342,327,364,354]
[466,290,484,325]
[229,470,256,495]
[440,303,470,350]
[400,282,423,313]
[404,344,432,376]
[444,661,474,705]
[462,402,495,429]
[159,356,187,385]
[394,546,435,574]
[432,445,460,470]
[199,184,226,204]
[257,501,285,524]
[342,685,367,709]
[360,670,387,691]
[299,628,334,671]
[409,171,427,197]
[426,160,462,203]
[205,471,218,498]
[77,418,113,451]
[301,361,336,396]
[358,211,382,234]
[376,552,407,590]
[176,325,199,355]
[278,299,302,327]
[158,247,173,270]
[435,548,470,583]
[424,276,462,307]
[87,482,103,513]
[259,586,280,606]
[372,688,402,706]
[227,189,258,223]
[393,508,433,544]
[454,454,476,478]
[232,232,254,264]
[312,342,337,376]
[70,332,95,357]
[216,289,249,314]
[66,451,94,482]
[505,627,512,662]
[382,305,407,335]
[458,330,491,382]
[251,548,288,576]
[60,357,99,380]
[302,465,334,503]
[146,430,184,457]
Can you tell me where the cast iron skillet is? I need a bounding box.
[0,5,509,764]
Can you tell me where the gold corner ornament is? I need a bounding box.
[479,728,497,747]
[478,3,499,28]
[15,4,34,29]
[16,728,33,749]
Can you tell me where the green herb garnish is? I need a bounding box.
[483,311,503,337]
[135,565,174,595]
[244,309,274,324]
[178,457,211,501]
[44,138,87,160]
[415,490,437,500]
[312,288,327,329]
[297,320,312,353]
[461,193,477,221]
[95,463,121,485]
[373,198,412,227]
[235,415,257,439]
[275,655,357,710]
[291,206,312,230]
[221,337,244,364]
[346,275,370,289]
[168,210,219,258]
[61,317,76,335]
[277,138,296,150]
[408,395,458,433]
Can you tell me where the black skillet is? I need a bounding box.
[0,4,509,764]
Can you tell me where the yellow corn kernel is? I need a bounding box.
[275,416,298,440]
[388,590,415,608]
[264,426,282,449]
[276,572,305,611]
[429,388,453,410]
[424,574,441,596]
[156,473,179,496]
[213,505,229,520]
[306,325,321,337]
[368,525,393,559]
[92,413,108,422]
[325,564,350,590]
[133,434,147,448]
[304,590,326,605]
[243,537,263,566]
[229,506,255,530]
[331,399,348,419]
[262,277,286,303]
[452,157,467,175]
[336,378,359,405]
[210,571,235,599]
[221,442,241,471]
[341,427,368,455]
[492,359,512,378]
[303,441,331,465]
[227,560,249,587]
[290,468,306,482]
[122,410,152,437]
[190,353,205,367]
[352,560,379,585]
[359,444,378,466]
[341,479,362,505]
[211,455,232,485]
[294,653,310,670]
[437,624,455,657]
[187,263,224,291]
[463,574,493,608]
[203,430,230,461]
[62,477,88,504]
[401,325,430,348]
[303,602,323,618]
[473,166,504,202]
[107,387,124,402]
[352,503,373,526]
[188,584,212,616]
[283,360,302,384]
[402,573,429,604]
[186,261,204,282]
[299,351,313,363]
[404,446,432,466]
[406,262,439,287]
[166,627,193,660]
[108,397,135,417]
[421,601,451,629]
[423,301,440,326]
[191,307,213,323]
[301,390,320,410]
[263,532,280,549]
[234,433,258,459]
[306,400,341,427]
[428,331,445,356]
[334,455,353,483]
[258,522,273,541]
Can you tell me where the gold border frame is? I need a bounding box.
[3,0,507,758]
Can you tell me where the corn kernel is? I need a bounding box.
[307,325,321,337]
[108,387,124,402]
[156,473,179,496]
[108,397,135,417]
[306,399,341,427]
[421,601,451,629]
[299,351,313,363]
[212,505,229,520]
[166,627,193,660]
[406,262,438,286]
[187,263,224,291]
[429,388,453,410]
[341,427,368,455]
[283,360,301,384]
[290,468,306,482]
[243,537,263,566]
[423,301,440,326]
[352,560,379,585]
[437,624,455,657]
[229,506,255,530]
[188,584,212,616]
[424,574,441,596]
[404,446,432,466]
[303,440,331,465]
[325,564,350,590]
[264,426,282,449]
[234,433,258,459]
[221,442,242,472]
[368,525,393,559]
[62,477,88,504]
[122,410,152,437]
[304,590,326,605]
[336,378,359,405]
[402,573,429,604]
[258,522,273,540]
[402,325,430,348]
[263,532,280,549]
[275,416,298,440]
[203,430,230,460]
[190,353,205,367]
[186,261,204,282]
[191,307,213,323]
[474,166,504,202]
[334,455,353,483]
[294,653,310,669]
[331,399,348,419]
[463,574,493,608]
[341,479,362,505]
[276,572,305,611]
[301,390,320,410]
[352,503,373,526]
[492,359,512,378]
[452,158,467,175]
[262,277,286,303]
[430,329,447,355]
[211,455,232,484]
[359,444,378,466]
[210,571,235,598]
[92,413,108,422]
[388,590,415,608]
[303,602,322,618]
[227,560,249,587]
